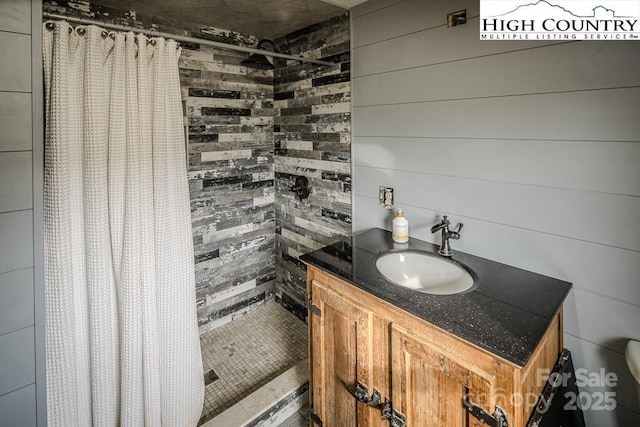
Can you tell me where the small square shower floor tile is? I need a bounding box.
[198,302,308,425]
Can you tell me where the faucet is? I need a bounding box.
[430,215,463,257]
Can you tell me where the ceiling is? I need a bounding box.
[324,0,369,8]
[91,0,367,40]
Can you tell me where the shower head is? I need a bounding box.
[241,39,276,70]
[241,53,275,69]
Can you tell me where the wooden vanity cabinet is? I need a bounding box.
[306,266,563,427]
[309,279,383,426]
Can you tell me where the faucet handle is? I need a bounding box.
[430,215,449,233]
[448,222,463,242]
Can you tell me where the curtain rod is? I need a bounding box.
[42,12,336,67]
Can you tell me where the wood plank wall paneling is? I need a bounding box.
[182,44,277,333]
[273,12,352,321]
[351,0,640,424]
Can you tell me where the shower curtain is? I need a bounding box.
[43,21,204,426]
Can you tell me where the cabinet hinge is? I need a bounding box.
[309,301,321,316]
[309,407,323,426]
[463,397,509,427]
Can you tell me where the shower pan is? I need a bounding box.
[198,302,308,425]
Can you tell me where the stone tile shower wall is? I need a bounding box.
[43,1,277,333]
[183,44,276,333]
[273,13,352,320]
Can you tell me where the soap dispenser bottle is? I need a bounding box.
[392,210,409,243]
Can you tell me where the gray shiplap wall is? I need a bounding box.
[0,0,45,425]
[351,0,640,425]
[273,13,352,320]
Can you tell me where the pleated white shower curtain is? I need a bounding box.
[43,21,204,426]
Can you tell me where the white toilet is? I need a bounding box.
[627,340,640,406]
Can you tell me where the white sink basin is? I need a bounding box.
[375,251,475,295]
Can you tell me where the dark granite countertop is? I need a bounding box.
[300,228,572,367]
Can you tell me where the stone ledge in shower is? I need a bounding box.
[203,359,309,427]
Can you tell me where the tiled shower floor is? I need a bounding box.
[199,301,308,425]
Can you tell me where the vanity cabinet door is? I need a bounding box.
[390,324,497,427]
[309,279,379,427]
